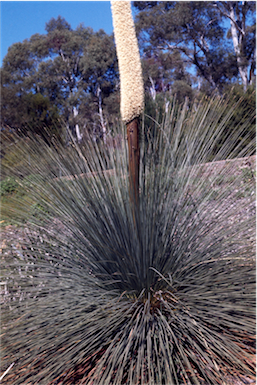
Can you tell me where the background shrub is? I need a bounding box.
[0,176,19,196]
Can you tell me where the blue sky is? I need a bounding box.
[0,1,114,65]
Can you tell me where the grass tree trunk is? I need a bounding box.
[126,118,139,205]
[111,1,144,206]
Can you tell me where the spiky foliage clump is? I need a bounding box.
[1,97,256,385]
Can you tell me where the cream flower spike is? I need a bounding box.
[111,1,144,123]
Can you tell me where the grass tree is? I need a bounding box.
[1,95,255,384]
[0,2,256,385]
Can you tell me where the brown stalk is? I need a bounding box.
[126,117,140,207]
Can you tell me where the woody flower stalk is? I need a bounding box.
[111,1,144,205]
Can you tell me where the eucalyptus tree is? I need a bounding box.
[0,58,61,141]
[1,39,42,129]
[133,1,240,93]
[141,50,194,105]
[213,1,256,92]
[1,16,119,142]
[81,29,119,141]
[43,16,91,141]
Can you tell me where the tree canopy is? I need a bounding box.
[1,6,256,143]
[133,1,255,96]
[1,16,119,143]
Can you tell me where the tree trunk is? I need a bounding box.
[73,107,83,143]
[228,3,248,92]
[126,118,139,206]
[97,85,106,143]
[249,47,256,85]
[149,76,156,101]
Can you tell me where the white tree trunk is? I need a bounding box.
[149,76,156,101]
[73,107,83,143]
[97,85,106,143]
[228,3,248,91]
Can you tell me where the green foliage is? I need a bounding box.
[0,68,63,142]
[29,202,51,221]
[133,1,256,93]
[241,167,255,183]
[141,49,194,101]
[0,173,51,226]
[0,177,19,196]
[1,97,255,384]
[1,17,118,142]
